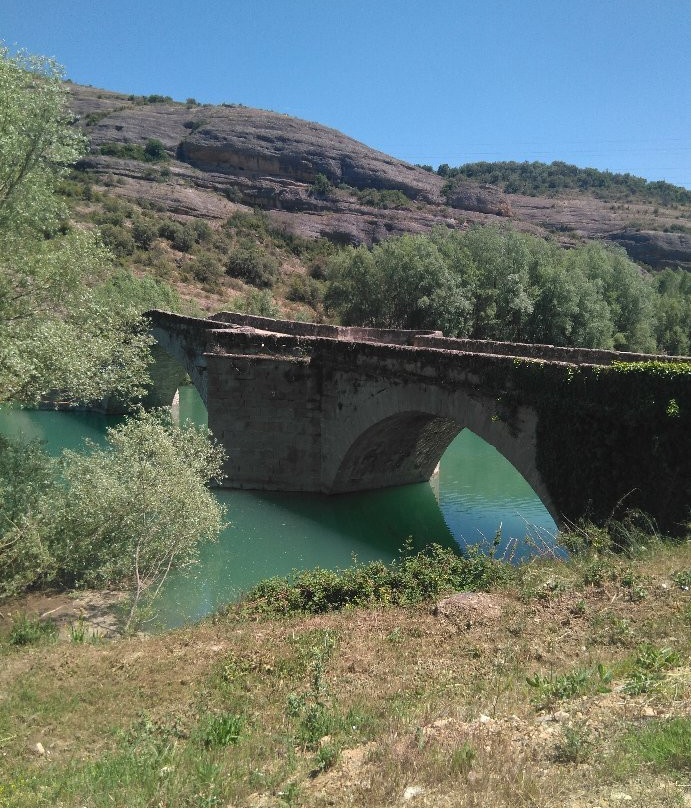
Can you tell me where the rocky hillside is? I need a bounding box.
[67,83,690,272]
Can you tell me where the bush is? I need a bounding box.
[8,614,58,646]
[99,139,168,163]
[239,544,507,617]
[189,252,223,285]
[355,188,412,209]
[226,245,280,287]
[310,173,333,198]
[198,713,244,748]
[237,289,280,317]
[158,219,195,252]
[99,223,135,257]
[0,412,226,625]
[286,274,322,307]
[131,217,158,250]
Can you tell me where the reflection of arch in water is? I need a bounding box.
[322,384,558,524]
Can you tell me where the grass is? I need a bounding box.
[0,538,689,806]
[621,718,691,772]
[8,614,57,646]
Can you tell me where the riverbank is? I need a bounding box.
[1,538,689,807]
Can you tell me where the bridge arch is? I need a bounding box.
[322,384,559,523]
[142,321,211,409]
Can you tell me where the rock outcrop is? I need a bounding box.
[67,84,690,267]
[606,230,691,270]
[444,178,512,216]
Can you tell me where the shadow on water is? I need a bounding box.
[0,385,560,628]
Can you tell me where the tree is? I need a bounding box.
[0,47,152,404]
[325,234,471,334]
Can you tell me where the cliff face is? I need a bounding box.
[68,84,690,268]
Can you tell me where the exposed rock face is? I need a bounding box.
[606,230,691,270]
[67,84,691,267]
[444,179,512,216]
[71,85,445,203]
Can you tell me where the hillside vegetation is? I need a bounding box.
[437,161,691,207]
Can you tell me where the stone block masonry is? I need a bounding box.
[146,310,691,533]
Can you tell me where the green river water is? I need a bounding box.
[0,386,559,627]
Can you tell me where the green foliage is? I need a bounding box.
[622,644,681,695]
[324,226,680,352]
[553,724,593,764]
[69,618,87,644]
[99,223,136,257]
[439,160,691,205]
[450,743,476,774]
[188,251,224,285]
[131,217,159,250]
[354,187,413,209]
[99,139,169,163]
[672,569,691,590]
[325,233,472,334]
[93,269,183,314]
[652,269,691,355]
[0,411,226,616]
[7,613,58,646]
[237,289,280,317]
[241,543,507,617]
[226,244,280,287]
[314,742,340,772]
[526,665,611,710]
[310,172,333,198]
[198,712,244,748]
[286,274,322,307]
[0,48,153,405]
[157,219,196,252]
[620,718,691,772]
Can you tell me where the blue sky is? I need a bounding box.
[2,0,690,187]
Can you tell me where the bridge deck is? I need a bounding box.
[161,310,687,367]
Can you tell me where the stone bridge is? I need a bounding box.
[146,310,690,533]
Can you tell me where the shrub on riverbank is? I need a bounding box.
[0,411,225,625]
[240,543,509,616]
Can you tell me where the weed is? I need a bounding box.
[526,665,611,710]
[620,568,648,601]
[553,723,593,764]
[571,599,587,616]
[243,543,507,617]
[314,741,340,773]
[198,713,244,748]
[278,781,301,804]
[672,569,690,590]
[622,644,681,695]
[590,612,634,646]
[69,617,87,643]
[8,614,57,646]
[450,742,476,775]
[635,644,681,674]
[386,627,404,644]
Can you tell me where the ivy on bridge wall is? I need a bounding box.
[512,361,691,534]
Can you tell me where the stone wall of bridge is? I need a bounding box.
[145,310,691,533]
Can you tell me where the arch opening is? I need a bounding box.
[143,329,208,410]
[328,408,559,525]
[331,411,462,493]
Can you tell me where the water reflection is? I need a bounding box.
[0,386,559,627]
